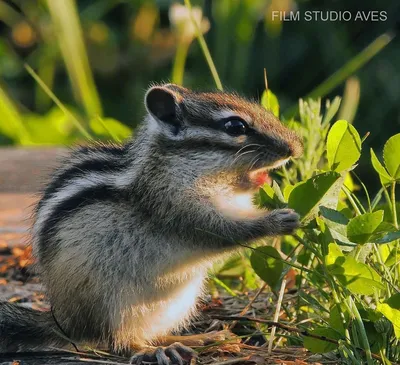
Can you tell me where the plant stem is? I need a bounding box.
[391,182,398,229]
[342,186,363,215]
[184,0,223,91]
[172,41,190,85]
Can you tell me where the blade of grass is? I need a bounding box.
[284,32,395,118]
[183,0,223,91]
[338,77,360,124]
[25,64,92,140]
[171,41,190,85]
[46,0,102,119]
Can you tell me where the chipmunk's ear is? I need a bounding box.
[145,85,186,126]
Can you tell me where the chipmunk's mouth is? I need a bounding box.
[246,157,290,188]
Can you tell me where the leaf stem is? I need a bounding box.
[341,186,363,215]
[391,182,398,229]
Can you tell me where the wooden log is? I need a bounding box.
[0,148,67,193]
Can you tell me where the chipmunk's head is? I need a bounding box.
[144,83,303,190]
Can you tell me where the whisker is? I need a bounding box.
[234,144,262,157]
[231,149,256,167]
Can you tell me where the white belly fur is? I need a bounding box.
[112,271,206,350]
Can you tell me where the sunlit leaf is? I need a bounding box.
[261,89,279,117]
[383,133,400,180]
[327,120,361,172]
[325,242,344,267]
[328,254,385,295]
[371,148,392,186]
[377,293,400,339]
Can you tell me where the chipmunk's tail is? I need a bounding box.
[0,302,69,352]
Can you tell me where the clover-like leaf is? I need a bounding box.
[347,211,384,244]
[371,148,392,186]
[327,120,361,172]
[328,254,385,295]
[288,172,342,225]
[261,89,279,118]
[383,133,400,180]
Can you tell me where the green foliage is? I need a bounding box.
[346,211,384,245]
[288,172,342,224]
[326,120,361,172]
[250,246,283,291]
[303,327,342,353]
[383,134,400,181]
[250,92,400,362]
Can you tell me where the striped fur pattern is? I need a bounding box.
[0,84,303,353]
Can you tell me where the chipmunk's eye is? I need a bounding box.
[224,118,248,136]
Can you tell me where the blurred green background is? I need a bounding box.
[0,0,399,189]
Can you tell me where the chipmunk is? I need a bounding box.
[0,84,303,364]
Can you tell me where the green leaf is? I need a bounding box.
[371,148,392,186]
[383,133,400,180]
[250,246,283,290]
[283,184,294,201]
[258,182,286,209]
[327,120,361,172]
[369,222,400,244]
[385,248,400,267]
[325,242,345,267]
[90,117,131,142]
[288,172,342,224]
[329,304,349,335]
[347,211,384,244]
[377,294,400,339]
[303,327,341,353]
[258,184,275,208]
[261,89,279,117]
[328,255,385,295]
[319,207,353,247]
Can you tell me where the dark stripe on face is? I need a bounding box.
[158,135,238,153]
[38,184,129,258]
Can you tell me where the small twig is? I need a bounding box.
[207,356,253,365]
[265,279,286,353]
[62,357,127,365]
[263,68,268,93]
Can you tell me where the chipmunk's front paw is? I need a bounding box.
[130,342,196,365]
[270,208,300,235]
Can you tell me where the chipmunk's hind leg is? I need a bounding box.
[130,342,196,365]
